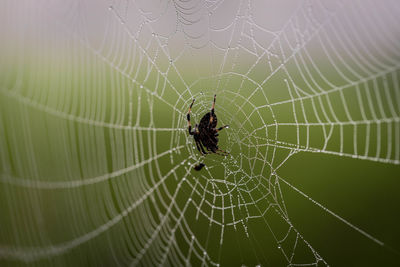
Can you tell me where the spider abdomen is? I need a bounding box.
[199,112,217,130]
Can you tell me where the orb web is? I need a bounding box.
[0,0,399,266]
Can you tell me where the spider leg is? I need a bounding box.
[216,125,229,132]
[195,140,203,154]
[215,149,229,156]
[187,98,195,135]
[208,94,217,126]
[198,140,208,155]
[211,94,216,115]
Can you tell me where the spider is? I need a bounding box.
[187,94,229,170]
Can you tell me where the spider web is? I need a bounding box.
[0,0,400,266]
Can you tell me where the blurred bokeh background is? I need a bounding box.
[0,0,400,266]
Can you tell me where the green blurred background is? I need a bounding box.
[0,0,400,266]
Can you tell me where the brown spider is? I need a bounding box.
[187,94,229,161]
